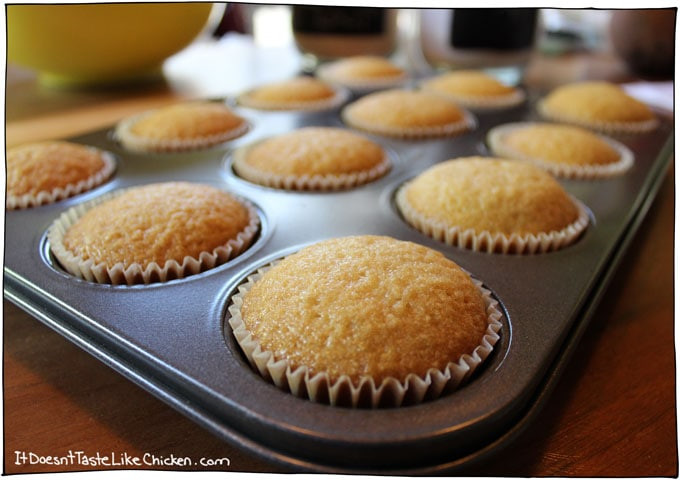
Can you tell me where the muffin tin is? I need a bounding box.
[4,88,673,474]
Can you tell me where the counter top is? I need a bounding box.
[3,34,676,476]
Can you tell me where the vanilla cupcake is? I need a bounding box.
[537,81,657,133]
[228,235,502,408]
[115,101,250,153]
[420,70,525,109]
[396,157,589,254]
[7,141,116,209]
[317,55,408,91]
[232,127,390,190]
[236,76,348,111]
[488,122,634,179]
[342,89,474,139]
[48,182,259,285]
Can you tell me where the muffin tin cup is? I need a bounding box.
[46,186,261,286]
[316,65,409,93]
[536,100,660,134]
[227,260,503,408]
[421,87,527,111]
[231,144,392,191]
[487,122,636,179]
[114,111,252,153]
[395,187,591,254]
[6,148,117,210]
[342,107,477,140]
[236,85,351,112]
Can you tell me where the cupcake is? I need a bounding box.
[48,182,259,285]
[236,76,348,111]
[316,55,408,91]
[487,122,634,179]
[7,140,116,210]
[537,81,658,133]
[396,157,589,254]
[420,70,525,109]
[114,101,250,153]
[228,235,503,408]
[342,89,475,139]
[231,127,390,191]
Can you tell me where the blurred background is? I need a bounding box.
[6,4,675,116]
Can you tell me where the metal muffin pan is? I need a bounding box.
[4,91,673,474]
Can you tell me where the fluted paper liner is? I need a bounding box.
[342,107,476,140]
[231,145,391,191]
[7,150,116,210]
[316,64,409,93]
[236,86,350,112]
[396,187,590,254]
[537,100,658,134]
[487,122,635,180]
[422,85,526,111]
[47,187,260,285]
[227,263,503,408]
[114,112,251,153]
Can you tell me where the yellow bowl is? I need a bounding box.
[7,3,214,87]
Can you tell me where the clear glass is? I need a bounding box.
[419,8,540,85]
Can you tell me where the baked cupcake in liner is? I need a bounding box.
[420,70,525,110]
[236,76,349,112]
[316,55,409,92]
[342,89,475,139]
[487,122,635,179]
[396,157,590,254]
[114,101,250,153]
[7,141,116,210]
[48,182,260,285]
[231,127,391,191]
[537,81,658,134]
[227,236,503,408]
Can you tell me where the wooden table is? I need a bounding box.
[4,36,677,475]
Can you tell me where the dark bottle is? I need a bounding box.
[420,8,539,85]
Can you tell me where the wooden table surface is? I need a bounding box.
[3,35,677,476]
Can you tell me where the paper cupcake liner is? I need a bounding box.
[342,108,476,140]
[316,64,409,93]
[537,100,659,134]
[422,86,526,111]
[231,146,391,191]
[236,86,350,112]
[487,122,635,179]
[396,187,590,254]
[227,262,503,408]
[114,112,251,153]
[47,187,260,285]
[6,149,116,210]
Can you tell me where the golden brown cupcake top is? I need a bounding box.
[421,70,520,105]
[61,182,252,269]
[400,157,579,236]
[238,76,341,110]
[115,101,249,152]
[7,141,113,198]
[240,235,489,383]
[342,89,472,138]
[128,101,245,140]
[539,81,656,131]
[318,55,407,88]
[236,127,386,176]
[499,123,621,166]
